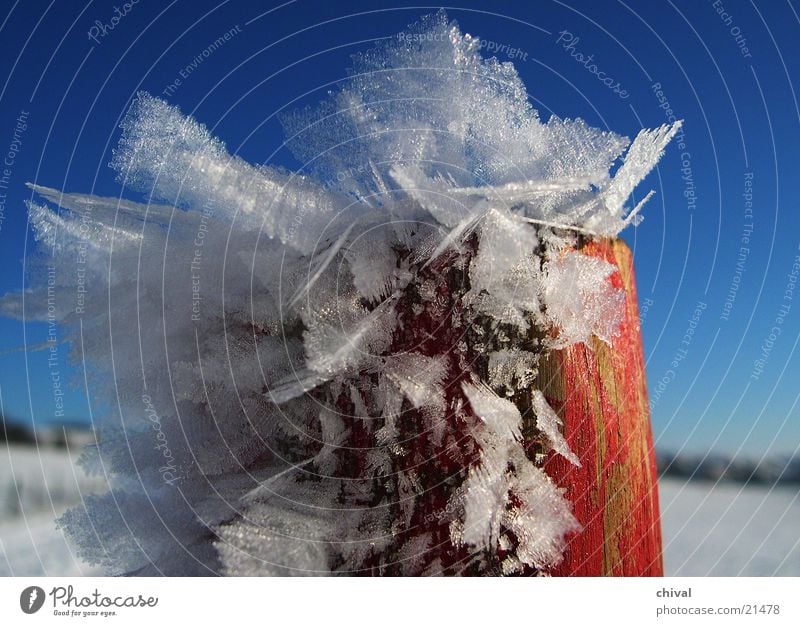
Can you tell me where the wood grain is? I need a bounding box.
[538,238,663,576]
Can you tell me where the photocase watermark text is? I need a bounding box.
[556,31,629,99]
[87,0,140,45]
[142,394,181,485]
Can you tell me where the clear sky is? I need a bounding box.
[0,0,798,458]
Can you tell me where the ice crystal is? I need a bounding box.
[532,390,581,467]
[2,10,679,575]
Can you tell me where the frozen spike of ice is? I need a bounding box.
[303,294,397,378]
[27,200,142,248]
[112,92,354,254]
[27,183,186,227]
[532,390,581,467]
[266,369,329,404]
[601,122,682,218]
[422,210,484,269]
[240,459,315,504]
[446,175,595,203]
[287,222,355,310]
[512,213,599,237]
[623,189,656,226]
[462,382,522,443]
[389,165,475,228]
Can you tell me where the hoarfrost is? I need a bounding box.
[542,250,626,347]
[532,390,581,467]
[3,10,678,575]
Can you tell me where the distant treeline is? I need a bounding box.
[1,416,35,444]
[1,415,94,448]
[657,450,800,486]
[3,415,797,486]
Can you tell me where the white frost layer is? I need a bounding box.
[2,10,679,575]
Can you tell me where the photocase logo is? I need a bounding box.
[20,586,45,614]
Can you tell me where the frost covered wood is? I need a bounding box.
[538,238,664,576]
[1,11,678,575]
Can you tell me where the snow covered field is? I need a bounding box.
[0,444,106,576]
[2,444,798,576]
[659,477,800,576]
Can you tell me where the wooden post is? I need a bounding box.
[327,236,661,576]
[537,238,663,576]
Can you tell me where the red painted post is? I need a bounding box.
[538,238,663,576]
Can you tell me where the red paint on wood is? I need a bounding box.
[540,239,662,576]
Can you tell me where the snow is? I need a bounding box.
[0,511,103,576]
[3,447,798,576]
[659,478,800,576]
[0,444,106,576]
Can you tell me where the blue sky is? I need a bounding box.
[0,0,798,457]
